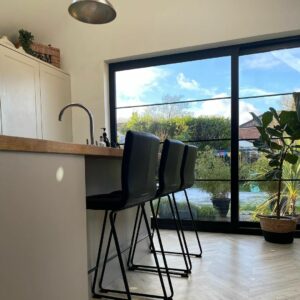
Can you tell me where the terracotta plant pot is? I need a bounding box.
[259,216,297,244]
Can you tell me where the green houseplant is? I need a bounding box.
[250,93,300,243]
[249,155,300,220]
[18,29,34,55]
[196,146,230,217]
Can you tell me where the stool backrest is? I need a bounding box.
[122,130,160,207]
[158,139,185,195]
[180,145,198,189]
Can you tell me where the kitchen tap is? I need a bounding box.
[58,103,95,145]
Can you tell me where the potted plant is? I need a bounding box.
[249,156,299,220]
[250,94,300,243]
[18,29,35,55]
[196,146,231,217]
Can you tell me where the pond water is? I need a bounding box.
[174,187,268,205]
[160,188,299,222]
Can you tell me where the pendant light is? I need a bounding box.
[68,0,116,24]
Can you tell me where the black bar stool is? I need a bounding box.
[171,144,203,257]
[152,144,202,258]
[128,139,192,277]
[87,130,173,300]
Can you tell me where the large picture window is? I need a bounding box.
[109,36,300,232]
[238,47,300,223]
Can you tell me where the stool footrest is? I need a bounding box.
[98,287,173,299]
[129,263,189,277]
[150,248,202,258]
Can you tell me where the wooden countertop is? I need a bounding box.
[0,135,123,158]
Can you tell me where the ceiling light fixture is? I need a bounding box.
[68,0,116,24]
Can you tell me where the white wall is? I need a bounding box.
[1,0,300,142]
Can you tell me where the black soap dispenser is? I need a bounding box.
[102,128,111,147]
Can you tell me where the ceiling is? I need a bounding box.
[2,0,300,60]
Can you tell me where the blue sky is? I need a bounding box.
[116,47,300,125]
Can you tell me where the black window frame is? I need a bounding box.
[109,35,300,235]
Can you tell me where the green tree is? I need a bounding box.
[195,146,230,197]
[120,113,231,149]
[144,94,189,119]
[120,113,190,141]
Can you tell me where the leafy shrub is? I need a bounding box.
[196,205,217,219]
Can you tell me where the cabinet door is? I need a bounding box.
[40,64,72,142]
[0,49,3,135]
[0,46,42,138]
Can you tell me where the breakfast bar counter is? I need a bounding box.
[0,135,123,157]
[0,136,137,300]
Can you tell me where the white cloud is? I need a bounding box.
[194,99,230,119]
[239,87,271,97]
[241,53,281,70]
[116,67,167,107]
[211,92,229,99]
[239,101,260,125]
[189,98,259,125]
[176,72,231,100]
[271,49,300,73]
[117,106,146,123]
[241,48,300,74]
[176,73,200,91]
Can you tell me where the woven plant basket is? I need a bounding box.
[259,216,297,233]
[259,216,297,244]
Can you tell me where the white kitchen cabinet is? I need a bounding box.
[0,44,72,141]
[0,45,42,138]
[40,64,72,142]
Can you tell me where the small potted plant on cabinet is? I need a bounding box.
[251,94,300,243]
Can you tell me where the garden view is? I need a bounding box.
[116,96,300,222]
[114,47,300,223]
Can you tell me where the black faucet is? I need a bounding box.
[58,103,95,145]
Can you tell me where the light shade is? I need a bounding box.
[68,0,116,24]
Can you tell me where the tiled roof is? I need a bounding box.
[239,127,260,140]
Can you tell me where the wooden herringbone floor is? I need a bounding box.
[94,231,300,300]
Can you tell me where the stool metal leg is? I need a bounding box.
[149,201,174,300]
[152,197,161,237]
[149,194,193,273]
[98,213,116,292]
[153,191,203,258]
[91,210,108,296]
[93,211,131,300]
[110,211,132,299]
[127,205,143,270]
[141,203,173,300]
[128,197,190,277]
[184,189,202,257]
[94,208,173,300]
[167,194,191,273]
[171,193,192,272]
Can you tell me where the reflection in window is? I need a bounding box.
[112,40,300,226]
[239,47,300,222]
[240,48,300,97]
[155,181,231,222]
